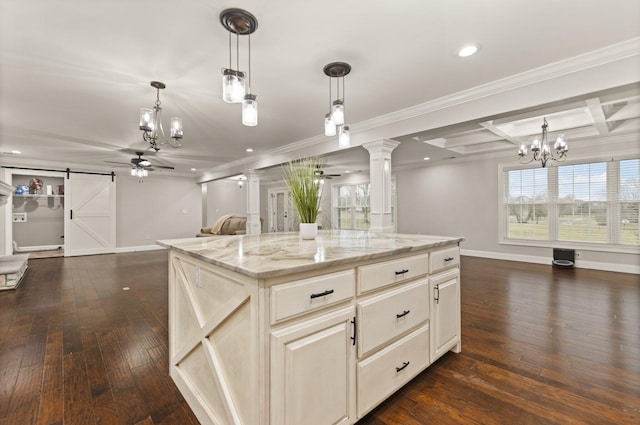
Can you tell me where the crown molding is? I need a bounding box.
[197,37,640,183]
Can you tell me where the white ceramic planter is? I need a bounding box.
[299,223,318,240]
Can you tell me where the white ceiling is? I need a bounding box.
[1,0,639,180]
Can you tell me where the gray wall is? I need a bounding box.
[116,173,201,247]
[205,179,247,226]
[395,142,639,271]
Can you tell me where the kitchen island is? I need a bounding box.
[158,230,463,425]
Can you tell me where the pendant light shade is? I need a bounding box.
[332,99,345,126]
[339,125,350,148]
[242,94,258,126]
[324,113,336,136]
[222,69,245,103]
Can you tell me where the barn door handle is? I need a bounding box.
[70,209,73,220]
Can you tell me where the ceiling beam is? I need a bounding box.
[585,98,610,135]
[478,121,522,146]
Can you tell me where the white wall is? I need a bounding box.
[395,137,640,273]
[116,173,201,248]
[205,179,247,226]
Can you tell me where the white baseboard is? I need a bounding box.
[115,244,166,254]
[13,244,63,252]
[461,249,640,275]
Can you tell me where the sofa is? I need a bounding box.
[196,215,262,237]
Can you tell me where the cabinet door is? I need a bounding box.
[430,269,461,363]
[271,306,356,425]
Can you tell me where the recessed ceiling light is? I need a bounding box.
[190,168,197,171]
[423,157,430,161]
[345,170,350,174]
[457,44,478,57]
[246,148,253,152]
[11,150,21,154]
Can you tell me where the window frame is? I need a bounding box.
[498,155,640,254]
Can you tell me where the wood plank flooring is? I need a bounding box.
[0,251,638,424]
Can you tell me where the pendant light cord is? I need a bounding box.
[228,32,232,70]
[247,33,252,94]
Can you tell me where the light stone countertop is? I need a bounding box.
[158,230,463,279]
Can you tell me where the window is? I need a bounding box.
[557,162,608,243]
[333,183,370,230]
[619,159,640,245]
[505,168,549,240]
[502,158,639,249]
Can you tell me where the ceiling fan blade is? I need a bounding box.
[105,161,131,166]
[151,165,175,170]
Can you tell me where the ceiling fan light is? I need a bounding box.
[324,113,336,136]
[242,94,258,126]
[139,108,155,132]
[130,168,136,177]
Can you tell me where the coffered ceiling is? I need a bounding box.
[1,1,639,180]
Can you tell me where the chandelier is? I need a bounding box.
[139,81,183,152]
[220,8,259,126]
[323,62,351,148]
[518,118,568,168]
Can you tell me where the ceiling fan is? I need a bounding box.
[105,151,175,171]
[314,168,341,179]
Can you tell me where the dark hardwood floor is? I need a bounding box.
[0,252,638,424]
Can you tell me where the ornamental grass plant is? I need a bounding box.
[283,157,324,223]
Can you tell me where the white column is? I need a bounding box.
[363,139,400,233]
[244,169,262,235]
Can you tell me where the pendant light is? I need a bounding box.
[220,9,259,126]
[323,62,351,147]
[139,81,183,152]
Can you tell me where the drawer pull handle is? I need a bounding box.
[435,285,440,304]
[395,361,410,373]
[444,257,455,262]
[310,289,334,299]
[395,269,409,276]
[396,310,411,319]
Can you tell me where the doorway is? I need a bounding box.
[268,188,294,232]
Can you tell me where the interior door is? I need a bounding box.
[268,188,293,232]
[64,173,116,256]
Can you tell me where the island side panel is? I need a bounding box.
[168,250,263,425]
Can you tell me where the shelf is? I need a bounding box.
[13,194,64,198]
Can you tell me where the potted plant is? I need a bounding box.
[283,157,324,239]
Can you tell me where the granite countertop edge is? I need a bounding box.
[158,231,464,279]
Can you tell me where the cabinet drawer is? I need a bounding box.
[357,279,429,358]
[271,270,355,323]
[430,246,459,274]
[357,254,427,294]
[357,325,430,418]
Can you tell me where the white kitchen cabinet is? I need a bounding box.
[271,306,356,425]
[161,231,462,425]
[429,268,461,363]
